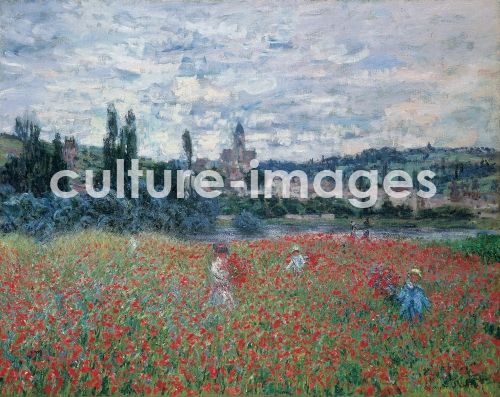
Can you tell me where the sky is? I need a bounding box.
[0,0,498,161]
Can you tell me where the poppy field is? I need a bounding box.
[0,231,498,396]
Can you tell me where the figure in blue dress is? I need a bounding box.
[397,268,431,322]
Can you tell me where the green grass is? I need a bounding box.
[99,385,500,397]
[0,133,23,166]
[434,234,500,264]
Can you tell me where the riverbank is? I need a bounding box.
[264,215,499,230]
[217,214,498,230]
[190,222,498,243]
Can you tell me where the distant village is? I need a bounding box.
[192,122,257,181]
[62,122,256,183]
[58,122,498,219]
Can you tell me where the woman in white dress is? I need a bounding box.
[208,243,236,309]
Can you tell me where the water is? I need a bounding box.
[185,224,498,243]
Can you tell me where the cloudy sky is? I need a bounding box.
[0,0,498,161]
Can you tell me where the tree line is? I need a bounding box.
[0,105,217,239]
[1,116,68,196]
[1,104,144,196]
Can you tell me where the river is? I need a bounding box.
[184,224,498,243]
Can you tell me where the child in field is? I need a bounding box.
[397,268,431,322]
[286,245,308,273]
[350,220,357,237]
[127,236,138,256]
[208,243,236,309]
[362,217,370,239]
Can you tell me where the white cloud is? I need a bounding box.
[0,0,498,160]
[314,43,370,65]
[172,77,230,103]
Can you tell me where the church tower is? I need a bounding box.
[233,121,245,163]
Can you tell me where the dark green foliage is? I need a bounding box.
[282,198,305,215]
[103,105,139,191]
[354,173,371,191]
[181,129,193,170]
[397,204,413,218]
[0,183,15,200]
[377,198,413,218]
[23,123,52,195]
[270,200,288,217]
[490,179,499,193]
[181,129,193,196]
[219,195,355,218]
[417,205,473,220]
[260,146,497,197]
[303,197,353,217]
[304,196,327,214]
[0,192,219,240]
[1,119,55,196]
[51,133,65,172]
[118,109,137,171]
[103,103,119,176]
[471,178,480,191]
[233,210,263,234]
[1,109,218,239]
[51,133,68,191]
[2,156,26,192]
[14,116,30,141]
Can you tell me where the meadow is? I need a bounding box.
[0,232,498,396]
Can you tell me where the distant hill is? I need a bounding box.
[0,132,497,196]
[260,145,499,196]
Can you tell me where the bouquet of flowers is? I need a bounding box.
[367,264,399,297]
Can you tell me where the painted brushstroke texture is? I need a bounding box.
[0,0,498,160]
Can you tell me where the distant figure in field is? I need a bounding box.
[397,268,431,322]
[362,217,370,239]
[286,245,308,273]
[127,237,139,256]
[209,243,236,309]
[350,220,357,237]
